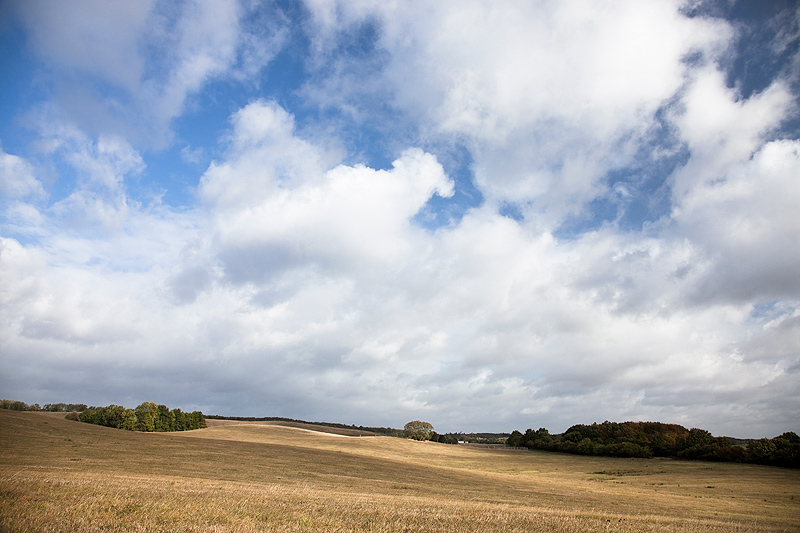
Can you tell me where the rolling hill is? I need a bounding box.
[1,410,798,531]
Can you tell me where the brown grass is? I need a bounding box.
[1,410,798,531]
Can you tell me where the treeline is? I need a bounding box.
[0,399,40,411]
[507,421,800,468]
[1,399,204,432]
[430,432,460,444]
[1,399,88,412]
[429,432,509,444]
[458,432,509,445]
[78,402,206,432]
[44,402,89,412]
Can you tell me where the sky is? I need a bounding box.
[0,0,798,438]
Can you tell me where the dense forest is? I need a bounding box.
[0,399,82,411]
[507,421,799,468]
[0,399,204,432]
[78,402,206,432]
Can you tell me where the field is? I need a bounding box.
[1,410,798,532]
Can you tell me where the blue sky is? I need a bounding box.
[1,0,798,437]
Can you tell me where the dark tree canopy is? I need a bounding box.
[507,421,799,468]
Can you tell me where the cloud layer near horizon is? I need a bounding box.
[1,0,798,437]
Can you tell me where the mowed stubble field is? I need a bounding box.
[0,410,798,532]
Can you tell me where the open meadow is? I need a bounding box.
[1,410,798,532]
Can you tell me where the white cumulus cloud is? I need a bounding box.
[1,0,798,438]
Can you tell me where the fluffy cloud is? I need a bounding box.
[302,0,731,223]
[675,138,800,304]
[1,1,798,438]
[2,91,798,435]
[14,0,155,92]
[0,146,44,199]
[10,0,283,147]
[201,101,454,284]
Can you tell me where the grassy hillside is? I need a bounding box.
[1,410,798,532]
[205,416,387,436]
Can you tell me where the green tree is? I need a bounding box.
[772,432,800,468]
[188,411,206,430]
[172,408,186,430]
[155,404,175,431]
[79,408,98,424]
[1,400,31,411]
[102,405,127,428]
[747,438,777,465]
[121,409,138,431]
[404,420,434,441]
[74,402,204,432]
[681,428,714,449]
[577,438,596,455]
[506,430,523,447]
[135,402,158,432]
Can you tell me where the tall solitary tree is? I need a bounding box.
[404,420,434,441]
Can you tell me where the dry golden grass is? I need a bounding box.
[1,410,798,531]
